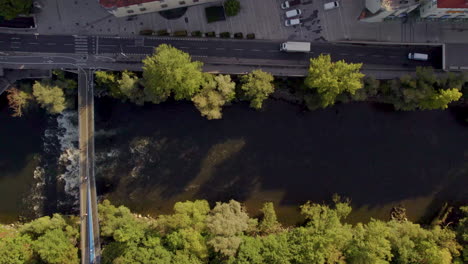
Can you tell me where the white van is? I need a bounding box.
[285,18,301,26]
[324,1,339,10]
[285,9,302,18]
[408,53,429,61]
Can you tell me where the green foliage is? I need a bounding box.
[118,71,145,105]
[95,71,121,98]
[206,200,251,256]
[258,202,281,235]
[192,74,236,120]
[224,0,241,16]
[98,199,147,243]
[6,87,33,117]
[396,68,462,110]
[0,228,33,264]
[0,0,32,20]
[142,44,204,103]
[157,200,210,233]
[241,69,275,109]
[304,54,364,109]
[32,81,67,114]
[3,200,466,264]
[32,229,79,264]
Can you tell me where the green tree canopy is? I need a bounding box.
[32,229,79,264]
[0,227,33,264]
[206,200,251,256]
[143,44,204,103]
[0,0,32,20]
[32,81,66,114]
[241,69,275,109]
[6,87,33,117]
[157,200,211,233]
[304,54,364,109]
[224,0,241,16]
[258,202,281,235]
[192,74,236,120]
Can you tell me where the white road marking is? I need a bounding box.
[268,50,279,52]
[47,43,56,45]
[340,53,348,56]
[65,43,74,46]
[251,49,261,52]
[199,47,208,50]
[216,48,225,50]
[234,49,244,51]
[28,42,39,45]
[180,46,189,49]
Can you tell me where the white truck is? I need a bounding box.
[280,41,311,52]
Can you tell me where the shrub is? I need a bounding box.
[139,29,154,36]
[157,29,170,36]
[220,32,230,38]
[246,33,255,39]
[224,0,241,17]
[173,30,188,37]
[191,31,202,37]
[234,32,243,39]
[205,31,216,37]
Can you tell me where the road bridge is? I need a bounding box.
[0,33,443,70]
[78,69,101,264]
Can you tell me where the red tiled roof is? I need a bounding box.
[99,0,158,8]
[437,0,468,8]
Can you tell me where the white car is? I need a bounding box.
[285,18,301,26]
[408,53,429,61]
[285,9,302,18]
[324,1,339,10]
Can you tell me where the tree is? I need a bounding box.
[192,74,236,120]
[346,220,393,264]
[98,200,147,243]
[241,69,275,109]
[32,81,66,114]
[224,0,241,16]
[259,202,281,235]
[165,228,208,260]
[419,88,462,110]
[0,229,33,264]
[457,206,468,262]
[95,71,121,98]
[386,221,461,264]
[6,87,33,117]
[32,229,79,264]
[304,54,364,109]
[0,0,32,20]
[157,200,211,233]
[142,44,203,103]
[118,71,145,105]
[206,200,251,256]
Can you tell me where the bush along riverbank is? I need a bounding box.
[5,45,468,121]
[0,197,467,264]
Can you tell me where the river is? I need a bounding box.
[1,95,467,225]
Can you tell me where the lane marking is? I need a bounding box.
[267,50,279,52]
[47,43,56,45]
[234,48,244,51]
[180,46,189,49]
[28,42,39,45]
[198,47,208,50]
[340,53,348,56]
[216,48,225,50]
[251,49,261,52]
[65,43,74,46]
[11,42,21,44]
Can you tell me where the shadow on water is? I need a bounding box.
[95,98,468,225]
[0,94,47,222]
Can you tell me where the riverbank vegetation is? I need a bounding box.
[5,45,468,120]
[0,198,466,264]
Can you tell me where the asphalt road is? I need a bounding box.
[0,33,443,69]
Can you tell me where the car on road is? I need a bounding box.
[285,18,301,26]
[408,52,429,61]
[324,1,339,10]
[281,0,301,9]
[285,9,302,18]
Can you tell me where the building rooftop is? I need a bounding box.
[99,0,157,8]
[437,0,468,8]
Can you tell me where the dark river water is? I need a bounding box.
[1,95,467,225]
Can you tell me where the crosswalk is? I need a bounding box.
[74,36,89,55]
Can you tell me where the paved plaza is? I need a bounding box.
[9,0,468,44]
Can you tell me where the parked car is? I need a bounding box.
[285,18,301,26]
[408,53,429,61]
[324,1,339,10]
[285,9,302,18]
[281,0,301,9]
